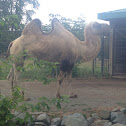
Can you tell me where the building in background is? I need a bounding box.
[98,9,126,77]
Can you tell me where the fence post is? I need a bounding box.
[92,59,95,75]
[101,36,104,76]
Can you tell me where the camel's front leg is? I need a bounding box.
[67,71,77,98]
[56,71,65,98]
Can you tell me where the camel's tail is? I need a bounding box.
[6,41,14,58]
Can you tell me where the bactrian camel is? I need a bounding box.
[6,18,109,99]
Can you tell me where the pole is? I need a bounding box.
[101,36,104,76]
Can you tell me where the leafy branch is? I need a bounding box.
[0,86,69,126]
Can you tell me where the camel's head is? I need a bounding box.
[90,22,110,36]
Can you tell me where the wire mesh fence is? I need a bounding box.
[113,28,126,75]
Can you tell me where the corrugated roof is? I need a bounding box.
[98,8,126,21]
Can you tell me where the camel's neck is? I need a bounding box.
[76,31,101,62]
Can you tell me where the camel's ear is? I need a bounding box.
[22,19,42,35]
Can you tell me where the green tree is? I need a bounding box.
[0,0,39,55]
[0,0,39,31]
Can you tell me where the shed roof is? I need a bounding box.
[98,8,126,21]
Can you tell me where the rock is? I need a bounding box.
[111,112,126,125]
[13,112,27,125]
[87,117,95,126]
[61,113,88,126]
[120,108,126,114]
[91,120,110,126]
[14,112,26,119]
[13,111,37,126]
[13,112,26,123]
[27,122,35,126]
[27,115,36,126]
[98,109,111,120]
[51,117,61,126]
[92,113,99,119]
[104,122,112,126]
[35,122,47,126]
[32,115,36,121]
[112,124,126,126]
[112,108,119,112]
[14,111,20,116]
[36,113,50,125]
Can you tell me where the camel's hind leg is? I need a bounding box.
[7,68,14,93]
[67,71,77,98]
[7,63,20,94]
[56,70,65,98]
[7,60,30,99]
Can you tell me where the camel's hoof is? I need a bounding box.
[69,94,77,98]
[24,97,31,101]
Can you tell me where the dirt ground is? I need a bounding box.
[1,78,126,113]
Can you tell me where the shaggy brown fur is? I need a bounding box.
[7,18,109,98]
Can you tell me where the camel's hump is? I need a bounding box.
[22,19,42,35]
[52,18,60,24]
[51,18,69,34]
[22,18,68,35]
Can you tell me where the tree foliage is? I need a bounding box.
[0,0,39,31]
[0,0,39,55]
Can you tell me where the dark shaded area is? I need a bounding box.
[60,59,74,73]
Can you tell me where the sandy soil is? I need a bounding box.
[1,78,126,113]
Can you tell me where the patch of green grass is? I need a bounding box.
[0,58,109,81]
[72,60,109,78]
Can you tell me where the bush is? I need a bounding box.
[0,55,109,81]
[20,58,58,84]
[0,56,58,84]
[0,86,69,126]
[0,86,28,126]
[0,58,11,80]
